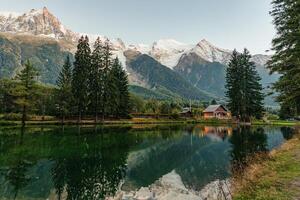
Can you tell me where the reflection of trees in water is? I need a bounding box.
[281,127,295,140]
[6,160,32,200]
[50,126,131,200]
[51,158,66,200]
[4,126,33,200]
[1,125,187,199]
[178,139,231,190]
[229,127,268,174]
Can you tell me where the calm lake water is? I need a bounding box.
[0,125,295,199]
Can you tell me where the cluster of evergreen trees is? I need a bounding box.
[0,36,130,124]
[268,0,300,118]
[57,36,130,123]
[225,49,264,122]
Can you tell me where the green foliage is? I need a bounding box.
[268,0,300,116]
[56,56,73,121]
[210,99,217,105]
[1,113,23,121]
[89,37,104,121]
[0,78,57,117]
[0,78,16,113]
[129,94,145,113]
[225,49,264,121]
[159,101,172,114]
[145,99,161,114]
[69,37,131,120]
[11,60,39,124]
[109,58,130,117]
[72,36,91,120]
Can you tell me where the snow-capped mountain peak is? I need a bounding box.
[0,7,76,40]
[0,11,21,18]
[251,54,271,66]
[190,39,232,64]
[148,39,193,69]
[152,39,188,50]
[0,7,271,71]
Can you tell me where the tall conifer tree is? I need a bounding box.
[268,0,300,116]
[101,39,112,119]
[226,49,264,121]
[90,37,104,122]
[72,36,91,123]
[110,58,130,117]
[12,60,38,125]
[57,56,73,123]
[225,50,242,118]
[241,49,264,120]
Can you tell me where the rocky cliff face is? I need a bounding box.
[0,7,77,41]
[0,33,72,84]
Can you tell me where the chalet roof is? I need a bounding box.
[203,105,228,113]
[180,107,192,114]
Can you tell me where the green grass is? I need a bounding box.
[0,115,298,127]
[233,135,300,200]
[252,119,299,126]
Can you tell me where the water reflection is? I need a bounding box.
[281,127,295,140]
[0,125,294,199]
[229,127,268,175]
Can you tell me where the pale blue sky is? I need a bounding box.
[0,0,275,54]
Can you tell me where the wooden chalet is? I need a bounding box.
[203,105,230,119]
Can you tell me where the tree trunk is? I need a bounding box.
[22,105,26,126]
[78,106,81,124]
[95,95,98,124]
[62,114,65,125]
[42,104,45,121]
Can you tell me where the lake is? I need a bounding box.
[0,125,295,199]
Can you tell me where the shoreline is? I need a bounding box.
[232,131,300,200]
[0,118,298,127]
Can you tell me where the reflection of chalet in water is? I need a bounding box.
[203,105,230,119]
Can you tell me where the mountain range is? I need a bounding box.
[0,7,279,104]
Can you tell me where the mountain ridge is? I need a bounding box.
[0,7,271,67]
[0,7,278,104]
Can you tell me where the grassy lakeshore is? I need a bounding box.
[0,117,299,126]
[233,131,300,200]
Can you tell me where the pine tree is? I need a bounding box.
[12,60,38,125]
[268,0,300,116]
[110,57,130,117]
[241,49,264,120]
[226,49,264,122]
[101,39,113,119]
[72,36,91,123]
[107,59,119,117]
[89,37,104,123]
[56,56,73,123]
[210,99,217,105]
[225,50,243,118]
